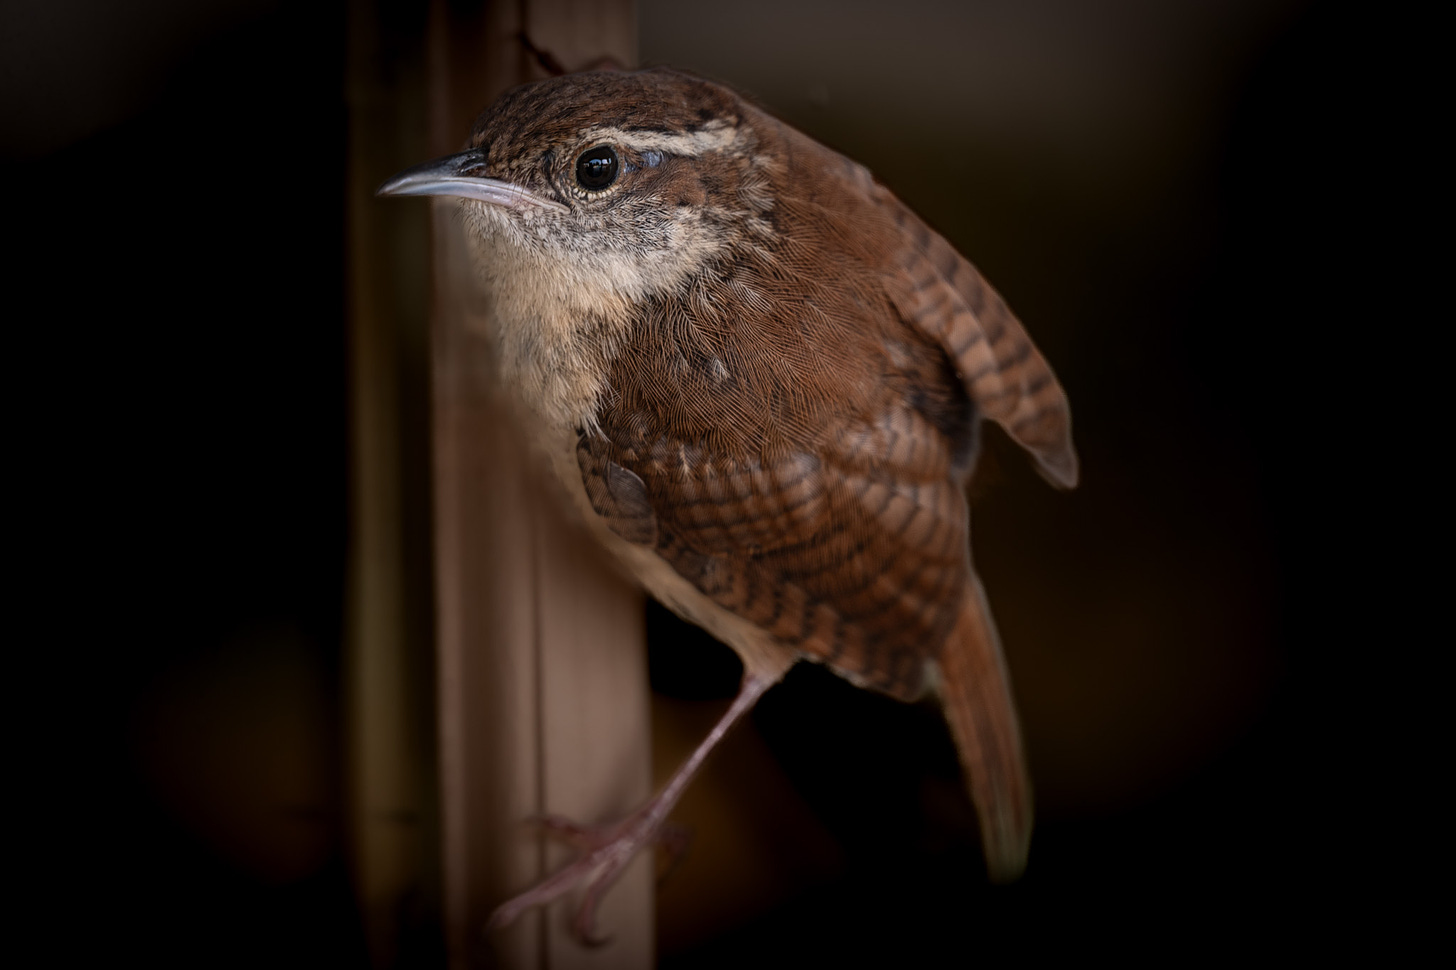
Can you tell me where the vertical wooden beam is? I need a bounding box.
[425,4,647,969]
[346,3,640,966]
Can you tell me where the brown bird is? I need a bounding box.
[379,67,1077,940]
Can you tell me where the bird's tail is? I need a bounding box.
[936,576,1033,882]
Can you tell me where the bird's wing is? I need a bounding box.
[873,183,1079,490]
[579,283,977,700]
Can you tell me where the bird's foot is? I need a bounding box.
[486,803,689,944]
[531,814,692,878]
[485,675,771,944]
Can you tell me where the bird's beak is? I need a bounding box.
[375,149,565,211]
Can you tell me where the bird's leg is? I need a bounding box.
[486,672,773,944]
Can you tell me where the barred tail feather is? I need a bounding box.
[937,575,1033,882]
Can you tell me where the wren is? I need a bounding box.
[379,67,1078,940]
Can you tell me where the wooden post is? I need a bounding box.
[424,4,649,970]
[346,2,644,966]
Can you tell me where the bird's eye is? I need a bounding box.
[575,145,619,191]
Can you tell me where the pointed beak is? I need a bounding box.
[375,149,565,212]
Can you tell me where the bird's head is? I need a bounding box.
[377,68,778,317]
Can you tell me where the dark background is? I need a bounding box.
[6,0,1421,965]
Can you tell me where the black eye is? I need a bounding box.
[575,145,619,191]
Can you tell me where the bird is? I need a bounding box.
[378,66,1077,941]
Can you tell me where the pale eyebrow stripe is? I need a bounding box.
[583,122,741,158]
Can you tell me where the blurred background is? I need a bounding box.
[6,0,1419,965]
